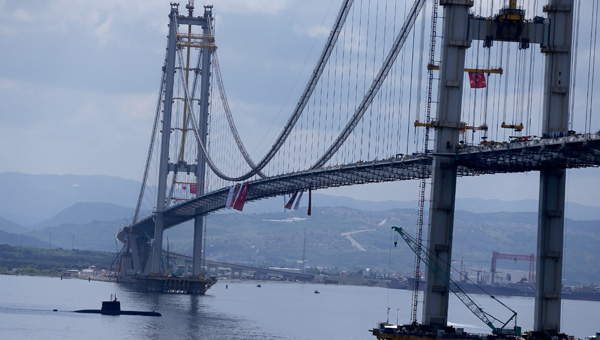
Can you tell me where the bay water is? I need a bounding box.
[0,275,597,339]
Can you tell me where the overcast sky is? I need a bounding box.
[0,0,598,206]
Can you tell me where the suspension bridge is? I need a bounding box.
[115,0,599,335]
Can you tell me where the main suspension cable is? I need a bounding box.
[311,0,428,169]
[133,54,168,223]
[181,0,355,181]
[212,51,267,178]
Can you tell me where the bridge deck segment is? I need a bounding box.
[120,133,600,239]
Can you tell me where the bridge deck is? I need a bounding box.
[122,133,600,238]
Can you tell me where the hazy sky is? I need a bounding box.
[0,0,598,206]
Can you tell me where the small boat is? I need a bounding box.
[73,295,161,317]
[256,284,262,288]
[314,290,320,294]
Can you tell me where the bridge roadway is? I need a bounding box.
[164,251,315,281]
[120,132,600,239]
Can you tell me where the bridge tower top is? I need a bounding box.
[147,3,216,275]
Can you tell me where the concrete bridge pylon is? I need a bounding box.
[145,3,215,278]
[423,0,574,333]
[535,0,574,333]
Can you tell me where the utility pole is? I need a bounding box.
[302,227,307,273]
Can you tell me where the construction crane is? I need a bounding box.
[409,0,439,324]
[391,226,521,336]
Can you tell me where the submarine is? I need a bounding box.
[73,295,161,317]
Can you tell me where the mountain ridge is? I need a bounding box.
[0,217,29,235]
[29,202,136,231]
[0,172,140,225]
[3,172,600,226]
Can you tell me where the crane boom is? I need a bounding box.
[391,226,521,336]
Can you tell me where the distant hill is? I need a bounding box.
[241,194,600,221]
[3,204,599,285]
[2,172,600,227]
[0,172,141,226]
[455,198,600,220]
[161,207,600,285]
[236,193,417,215]
[26,218,127,252]
[0,244,115,275]
[30,202,136,231]
[0,229,49,248]
[0,216,29,234]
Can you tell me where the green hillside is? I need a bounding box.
[0,244,114,276]
[0,216,29,234]
[159,207,599,285]
[1,206,598,285]
[27,219,128,251]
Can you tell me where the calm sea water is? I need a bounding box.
[0,275,597,340]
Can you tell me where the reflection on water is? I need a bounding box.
[0,275,598,340]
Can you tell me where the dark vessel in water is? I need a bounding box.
[135,274,217,294]
[370,322,575,340]
[73,295,161,317]
[372,228,524,339]
[371,227,577,340]
[371,322,520,340]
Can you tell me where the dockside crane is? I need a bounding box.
[391,226,521,336]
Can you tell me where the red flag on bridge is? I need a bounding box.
[227,184,240,208]
[284,191,298,210]
[190,184,197,194]
[233,182,249,211]
[307,189,312,216]
[468,71,486,88]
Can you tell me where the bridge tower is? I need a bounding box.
[192,4,213,278]
[423,0,573,333]
[422,0,472,327]
[146,3,215,277]
[536,0,573,333]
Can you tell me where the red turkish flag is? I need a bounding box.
[190,184,197,194]
[233,182,249,211]
[307,189,312,216]
[284,191,298,210]
[468,71,486,88]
